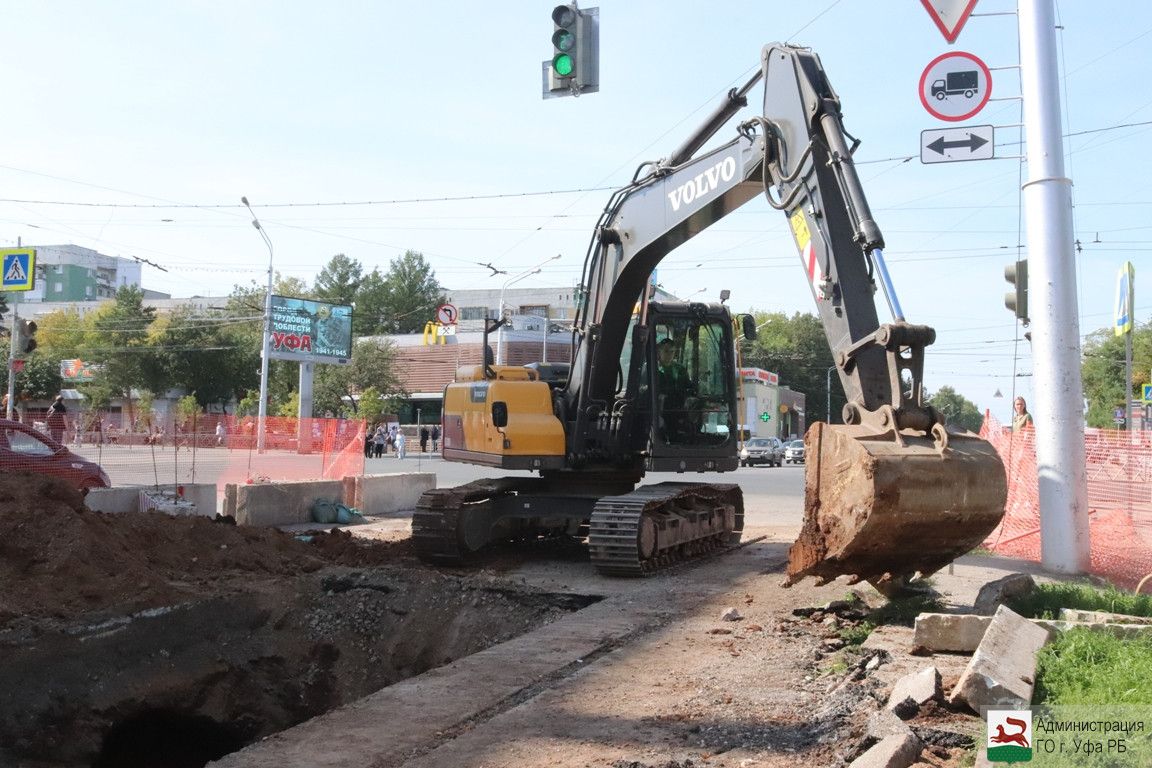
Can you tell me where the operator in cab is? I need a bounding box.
[656,338,695,442]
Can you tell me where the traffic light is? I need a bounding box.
[1004,260,1028,322]
[543,4,599,98]
[16,319,37,354]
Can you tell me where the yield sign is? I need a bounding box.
[921,0,980,44]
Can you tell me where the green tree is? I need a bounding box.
[377,251,445,334]
[313,254,362,307]
[86,286,160,421]
[153,306,257,409]
[356,386,387,425]
[312,339,405,416]
[1082,322,1150,428]
[926,385,984,432]
[353,268,388,336]
[741,311,838,424]
[13,354,63,402]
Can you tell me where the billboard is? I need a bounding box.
[269,295,353,364]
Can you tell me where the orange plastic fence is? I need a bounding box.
[0,415,366,492]
[981,413,1152,588]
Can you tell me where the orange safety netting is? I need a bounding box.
[981,413,1152,588]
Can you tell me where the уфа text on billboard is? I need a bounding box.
[269,295,353,364]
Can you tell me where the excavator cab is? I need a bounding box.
[625,303,740,473]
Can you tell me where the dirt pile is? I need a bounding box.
[0,472,406,625]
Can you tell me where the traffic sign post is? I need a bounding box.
[919,51,992,122]
[920,125,994,163]
[1,248,36,292]
[1143,384,1152,403]
[435,303,458,326]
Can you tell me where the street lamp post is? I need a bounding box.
[496,254,561,365]
[241,196,275,453]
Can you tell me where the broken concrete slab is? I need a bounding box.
[1060,608,1152,625]
[867,708,913,742]
[886,666,941,719]
[973,573,1035,615]
[914,614,993,653]
[916,612,1152,653]
[848,732,923,768]
[949,605,1053,711]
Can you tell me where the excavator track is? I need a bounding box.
[588,482,743,576]
[411,478,521,563]
[414,479,743,575]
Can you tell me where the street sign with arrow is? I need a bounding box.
[920,125,994,163]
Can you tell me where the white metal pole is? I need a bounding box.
[1018,0,1091,573]
[242,197,275,454]
[495,295,506,366]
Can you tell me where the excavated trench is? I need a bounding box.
[0,565,599,768]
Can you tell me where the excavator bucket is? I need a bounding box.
[785,421,1007,596]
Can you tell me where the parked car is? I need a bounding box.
[784,439,805,464]
[739,437,784,467]
[0,419,111,493]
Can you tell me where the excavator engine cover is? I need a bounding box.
[786,421,1007,595]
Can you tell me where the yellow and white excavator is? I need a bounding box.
[413,44,1007,594]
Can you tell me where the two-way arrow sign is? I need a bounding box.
[920,125,994,164]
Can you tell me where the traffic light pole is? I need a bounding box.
[1019,0,1090,573]
[5,298,18,420]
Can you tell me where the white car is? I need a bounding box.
[784,439,805,464]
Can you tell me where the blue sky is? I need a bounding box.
[2,1,1149,422]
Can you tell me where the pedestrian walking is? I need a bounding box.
[419,426,430,453]
[431,424,440,452]
[215,421,226,447]
[46,395,67,444]
[394,429,407,459]
[373,425,387,458]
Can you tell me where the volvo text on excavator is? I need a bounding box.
[413,44,1007,594]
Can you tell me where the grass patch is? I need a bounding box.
[1006,581,1152,620]
[839,621,876,646]
[869,593,943,627]
[1036,628,1152,704]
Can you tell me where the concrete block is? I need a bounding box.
[973,572,1035,615]
[86,484,216,517]
[949,605,1053,711]
[352,473,435,516]
[849,732,923,768]
[229,479,346,527]
[914,613,992,653]
[1060,608,1152,625]
[85,487,143,514]
[886,666,941,719]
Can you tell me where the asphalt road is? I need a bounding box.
[75,443,806,532]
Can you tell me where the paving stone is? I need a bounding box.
[949,605,1053,711]
[848,732,924,768]
[973,573,1035,615]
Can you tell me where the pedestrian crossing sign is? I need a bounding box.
[1144,384,1152,403]
[1,249,35,291]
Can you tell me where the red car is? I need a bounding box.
[0,418,111,492]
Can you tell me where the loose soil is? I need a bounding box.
[0,473,981,768]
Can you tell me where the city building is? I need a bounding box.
[9,245,157,304]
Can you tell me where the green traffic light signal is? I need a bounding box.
[551,4,577,79]
[553,53,574,77]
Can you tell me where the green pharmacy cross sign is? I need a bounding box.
[760,412,771,422]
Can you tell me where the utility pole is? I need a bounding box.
[1018,0,1090,573]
